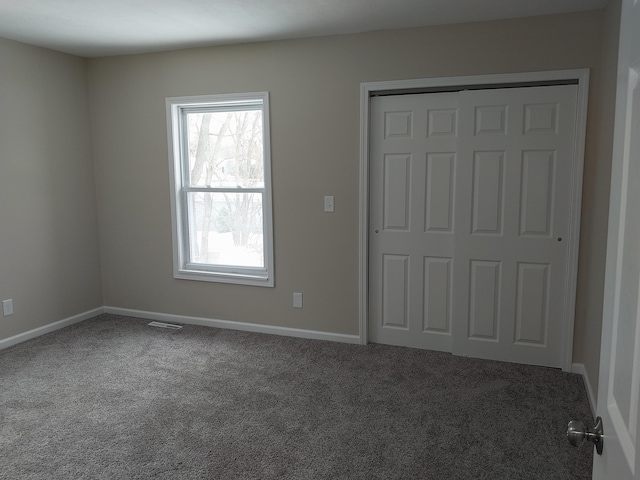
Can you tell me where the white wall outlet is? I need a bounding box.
[3,299,14,316]
[324,196,335,212]
[293,292,303,308]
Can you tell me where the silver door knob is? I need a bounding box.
[567,416,604,455]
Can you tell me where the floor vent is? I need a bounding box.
[148,321,183,330]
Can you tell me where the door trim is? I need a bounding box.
[358,69,590,372]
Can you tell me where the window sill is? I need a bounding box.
[174,268,274,287]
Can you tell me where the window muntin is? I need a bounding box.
[167,93,274,286]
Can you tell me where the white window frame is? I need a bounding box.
[166,92,274,287]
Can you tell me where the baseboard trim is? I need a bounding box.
[0,307,105,351]
[104,306,361,345]
[572,362,596,416]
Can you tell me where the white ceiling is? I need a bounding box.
[0,0,610,58]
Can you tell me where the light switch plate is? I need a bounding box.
[324,196,335,212]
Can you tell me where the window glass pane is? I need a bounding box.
[187,192,264,268]
[186,110,264,188]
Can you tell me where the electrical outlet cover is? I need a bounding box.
[3,299,14,316]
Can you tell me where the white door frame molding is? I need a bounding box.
[358,69,590,372]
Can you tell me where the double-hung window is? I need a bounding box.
[166,92,274,286]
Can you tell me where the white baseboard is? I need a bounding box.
[0,307,105,350]
[104,306,361,345]
[0,305,360,351]
[572,362,597,416]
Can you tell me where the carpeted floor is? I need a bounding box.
[0,314,593,479]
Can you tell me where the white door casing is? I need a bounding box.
[593,1,640,478]
[361,71,586,369]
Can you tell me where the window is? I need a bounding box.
[166,92,274,286]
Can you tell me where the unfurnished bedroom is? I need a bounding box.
[1,0,638,478]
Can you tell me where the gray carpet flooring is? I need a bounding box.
[0,314,593,479]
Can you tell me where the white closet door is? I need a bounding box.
[452,85,577,368]
[369,84,578,368]
[369,92,459,351]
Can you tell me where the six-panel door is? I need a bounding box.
[369,85,578,368]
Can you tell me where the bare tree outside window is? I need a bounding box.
[185,109,265,268]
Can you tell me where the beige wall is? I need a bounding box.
[0,38,103,340]
[572,0,621,396]
[88,11,609,344]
